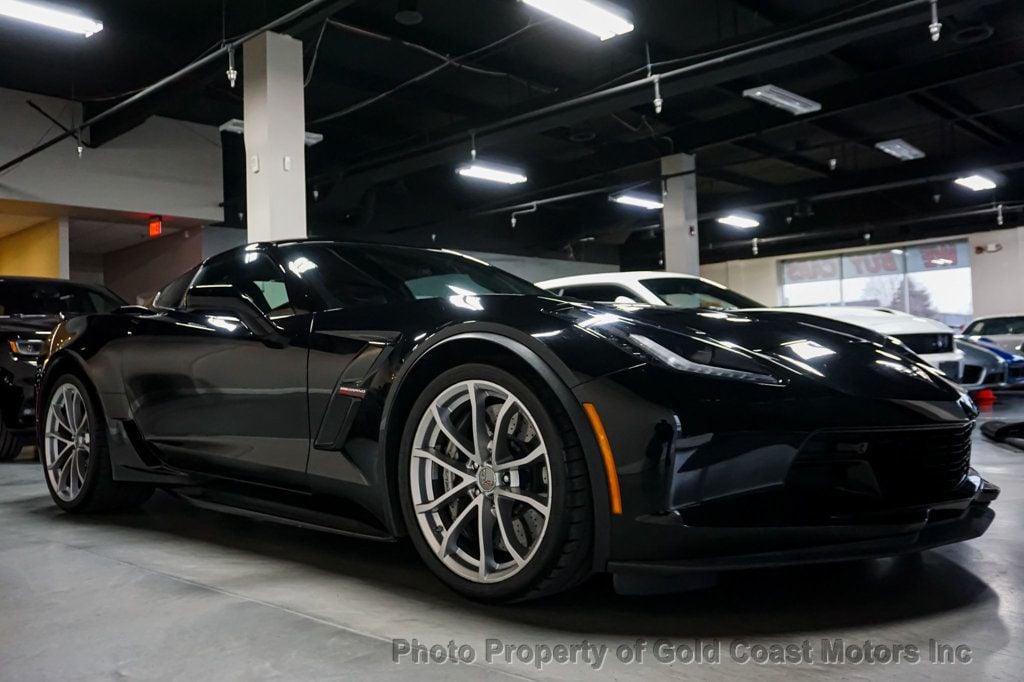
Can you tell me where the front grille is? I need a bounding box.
[961,365,984,385]
[898,333,953,355]
[795,423,973,500]
[1010,365,1024,380]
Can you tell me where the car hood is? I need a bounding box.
[586,303,963,401]
[769,306,951,336]
[958,337,1024,364]
[0,315,61,335]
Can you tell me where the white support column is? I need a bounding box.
[57,217,70,279]
[660,153,699,275]
[243,31,307,243]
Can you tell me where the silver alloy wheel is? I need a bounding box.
[410,379,552,584]
[44,383,91,502]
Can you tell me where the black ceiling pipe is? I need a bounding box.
[0,0,358,176]
[702,203,1024,259]
[322,0,994,189]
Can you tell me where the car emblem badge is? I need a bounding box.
[477,466,497,492]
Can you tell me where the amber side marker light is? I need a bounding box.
[582,402,622,515]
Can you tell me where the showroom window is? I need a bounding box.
[779,240,973,327]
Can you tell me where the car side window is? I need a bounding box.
[559,284,638,303]
[188,250,294,317]
[153,267,198,310]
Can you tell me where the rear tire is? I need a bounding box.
[41,373,153,513]
[0,422,22,462]
[399,363,593,602]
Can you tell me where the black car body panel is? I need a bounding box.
[36,243,996,577]
[1,277,123,436]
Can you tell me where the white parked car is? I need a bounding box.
[537,271,965,379]
[962,315,1024,354]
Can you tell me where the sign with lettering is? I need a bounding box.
[781,257,841,285]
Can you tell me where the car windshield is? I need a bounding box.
[641,277,763,310]
[277,243,545,309]
[964,317,1024,336]
[0,280,123,316]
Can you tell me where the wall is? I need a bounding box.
[968,226,1024,317]
[69,252,105,286]
[700,226,1024,316]
[0,87,222,222]
[0,219,68,278]
[103,229,203,304]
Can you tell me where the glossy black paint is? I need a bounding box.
[37,242,997,576]
[2,277,123,437]
[2,315,53,434]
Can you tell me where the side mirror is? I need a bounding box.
[186,284,286,347]
[614,295,638,304]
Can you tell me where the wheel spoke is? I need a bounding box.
[432,404,477,464]
[45,432,73,445]
[47,443,74,471]
[477,495,496,579]
[415,479,475,513]
[57,452,73,492]
[494,496,527,566]
[62,388,76,437]
[68,452,80,498]
[52,403,73,434]
[412,448,473,481]
[440,496,481,557]
[489,396,516,465]
[467,382,491,463]
[496,488,549,517]
[495,444,546,472]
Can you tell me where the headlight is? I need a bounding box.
[628,333,783,385]
[8,338,45,357]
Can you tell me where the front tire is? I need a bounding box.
[41,374,153,513]
[0,421,23,461]
[398,364,593,602]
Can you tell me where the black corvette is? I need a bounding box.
[36,241,998,601]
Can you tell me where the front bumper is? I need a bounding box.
[573,362,995,573]
[0,356,39,433]
[919,350,965,381]
[608,473,997,575]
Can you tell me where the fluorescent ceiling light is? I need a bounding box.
[456,162,528,185]
[717,213,760,229]
[742,84,821,116]
[0,0,102,36]
[611,193,663,210]
[954,174,998,191]
[522,0,634,40]
[875,138,925,161]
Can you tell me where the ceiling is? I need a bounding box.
[1,0,1022,264]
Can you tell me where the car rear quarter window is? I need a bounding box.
[966,317,1024,335]
[558,284,639,303]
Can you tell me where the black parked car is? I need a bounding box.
[36,242,998,601]
[0,277,123,460]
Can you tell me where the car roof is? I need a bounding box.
[536,271,701,288]
[967,314,1024,322]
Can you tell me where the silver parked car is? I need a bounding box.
[963,315,1024,353]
